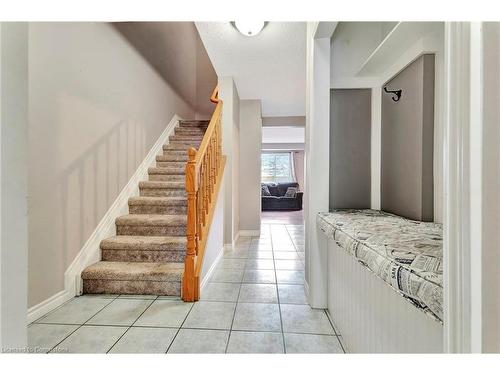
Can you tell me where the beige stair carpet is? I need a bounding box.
[82,120,208,296]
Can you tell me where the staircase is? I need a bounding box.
[81,120,209,297]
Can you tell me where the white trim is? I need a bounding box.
[27,290,72,324]
[443,22,484,353]
[232,231,240,248]
[468,22,483,353]
[238,230,260,237]
[223,244,233,251]
[199,246,224,292]
[28,114,181,323]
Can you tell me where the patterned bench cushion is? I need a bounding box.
[317,209,443,323]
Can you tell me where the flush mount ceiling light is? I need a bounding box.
[232,21,266,37]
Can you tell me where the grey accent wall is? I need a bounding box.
[381,54,435,222]
[329,89,371,210]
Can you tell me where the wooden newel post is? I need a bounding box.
[183,147,197,301]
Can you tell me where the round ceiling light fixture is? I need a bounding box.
[233,21,266,37]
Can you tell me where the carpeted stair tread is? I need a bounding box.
[169,135,204,142]
[155,161,186,169]
[139,181,184,189]
[82,261,184,282]
[156,154,189,162]
[163,143,200,151]
[128,196,187,206]
[116,214,187,227]
[101,235,186,251]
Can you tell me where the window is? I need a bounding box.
[261,152,294,183]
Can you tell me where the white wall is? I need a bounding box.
[27,23,195,308]
[304,23,331,308]
[239,100,262,234]
[330,22,386,81]
[200,178,224,283]
[0,22,29,350]
[262,126,305,143]
[219,76,240,245]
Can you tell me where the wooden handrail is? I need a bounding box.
[210,85,220,103]
[183,86,226,301]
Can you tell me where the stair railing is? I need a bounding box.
[183,86,226,301]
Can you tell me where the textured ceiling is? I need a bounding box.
[195,22,306,117]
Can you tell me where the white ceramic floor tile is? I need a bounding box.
[280,304,334,335]
[273,252,300,260]
[118,295,157,300]
[87,299,152,326]
[277,284,308,305]
[38,296,113,325]
[232,303,281,332]
[28,324,79,353]
[168,329,229,353]
[109,327,177,353]
[134,300,193,328]
[246,251,274,259]
[217,258,247,269]
[243,269,276,284]
[227,331,284,353]
[245,259,275,270]
[284,333,343,353]
[211,268,244,283]
[200,282,241,302]
[274,260,304,270]
[276,270,304,284]
[238,284,278,303]
[182,301,236,330]
[53,325,127,353]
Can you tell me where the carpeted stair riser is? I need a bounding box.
[148,174,185,183]
[102,249,186,263]
[157,154,189,162]
[83,279,181,295]
[179,120,209,127]
[174,129,205,137]
[163,144,201,152]
[156,161,188,169]
[169,135,204,143]
[128,198,187,215]
[139,186,185,197]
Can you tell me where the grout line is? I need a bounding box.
[106,296,159,353]
[270,224,287,353]
[224,271,243,354]
[164,301,196,353]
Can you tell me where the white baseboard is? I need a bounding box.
[238,230,260,237]
[200,246,224,292]
[27,290,72,324]
[28,114,181,323]
[304,279,311,305]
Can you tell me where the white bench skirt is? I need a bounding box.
[327,239,443,353]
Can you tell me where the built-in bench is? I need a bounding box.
[318,209,443,352]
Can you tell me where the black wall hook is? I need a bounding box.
[384,86,402,102]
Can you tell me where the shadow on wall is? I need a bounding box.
[28,94,158,306]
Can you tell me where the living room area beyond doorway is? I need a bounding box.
[260,123,305,225]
